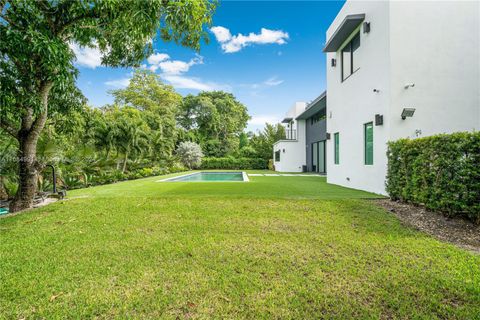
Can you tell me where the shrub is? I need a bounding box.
[386,132,480,224]
[176,142,203,169]
[200,157,268,170]
[3,178,18,199]
[268,159,274,171]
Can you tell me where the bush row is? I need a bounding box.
[62,164,186,190]
[386,132,480,224]
[200,157,269,170]
[0,164,187,200]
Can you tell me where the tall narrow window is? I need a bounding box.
[364,123,373,165]
[334,133,339,164]
[275,150,281,162]
[341,32,360,81]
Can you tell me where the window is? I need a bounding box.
[341,32,360,81]
[275,150,281,162]
[310,112,326,125]
[364,122,373,165]
[334,133,339,164]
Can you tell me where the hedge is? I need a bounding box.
[386,132,480,224]
[200,157,268,170]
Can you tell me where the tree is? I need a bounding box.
[0,0,215,211]
[108,107,150,173]
[250,123,286,160]
[178,91,250,157]
[176,142,203,170]
[111,70,181,161]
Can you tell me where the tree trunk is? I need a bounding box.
[9,81,53,212]
[122,150,129,173]
[9,135,39,212]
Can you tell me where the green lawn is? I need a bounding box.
[1,171,479,319]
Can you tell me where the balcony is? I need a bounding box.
[283,129,297,140]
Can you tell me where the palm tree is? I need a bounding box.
[115,120,150,173]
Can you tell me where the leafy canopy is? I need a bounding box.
[0,0,215,135]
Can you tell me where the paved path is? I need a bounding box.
[248,173,325,177]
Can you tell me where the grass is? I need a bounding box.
[0,171,479,319]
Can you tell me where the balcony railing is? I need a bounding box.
[284,129,296,140]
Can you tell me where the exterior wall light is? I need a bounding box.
[326,133,331,140]
[404,83,415,89]
[401,108,416,120]
[363,21,370,33]
[331,58,336,67]
[375,114,383,126]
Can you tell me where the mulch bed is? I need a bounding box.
[376,199,480,254]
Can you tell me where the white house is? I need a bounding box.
[324,0,480,195]
[273,94,328,173]
[273,102,307,172]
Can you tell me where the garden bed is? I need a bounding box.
[377,199,480,254]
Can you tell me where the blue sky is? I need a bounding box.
[74,1,345,132]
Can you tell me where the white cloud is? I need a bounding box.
[158,56,203,75]
[210,26,232,42]
[264,76,284,86]
[211,26,289,53]
[248,76,284,90]
[149,65,159,72]
[145,53,227,92]
[162,75,230,92]
[248,114,281,126]
[147,53,170,65]
[69,42,103,69]
[104,78,131,88]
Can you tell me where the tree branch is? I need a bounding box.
[0,0,6,14]
[0,117,19,139]
[30,81,53,139]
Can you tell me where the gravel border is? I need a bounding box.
[376,199,480,254]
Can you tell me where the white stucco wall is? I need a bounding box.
[326,1,391,195]
[273,103,307,172]
[326,0,480,195]
[388,1,480,140]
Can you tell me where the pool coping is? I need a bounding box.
[156,171,249,182]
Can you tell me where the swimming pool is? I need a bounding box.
[158,172,249,182]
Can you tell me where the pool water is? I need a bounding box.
[161,172,247,182]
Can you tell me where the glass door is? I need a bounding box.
[318,141,325,173]
[312,141,326,173]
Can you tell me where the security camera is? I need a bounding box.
[404,83,415,89]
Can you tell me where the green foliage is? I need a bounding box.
[250,123,286,160]
[201,157,268,170]
[268,159,274,171]
[111,70,180,161]
[0,0,215,210]
[2,177,18,199]
[178,91,250,156]
[386,132,480,223]
[176,141,204,169]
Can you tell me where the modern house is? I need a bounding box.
[325,0,479,195]
[273,93,327,173]
[274,0,479,195]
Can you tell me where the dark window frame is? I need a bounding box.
[274,150,281,162]
[364,122,373,165]
[334,132,339,165]
[341,31,360,82]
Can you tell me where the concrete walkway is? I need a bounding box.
[248,173,325,177]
